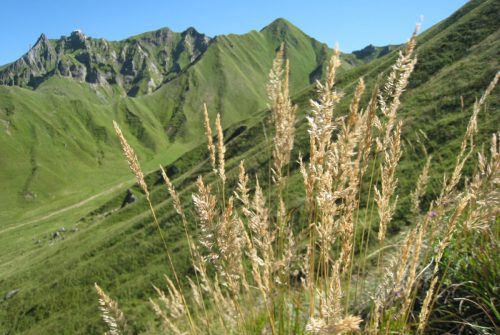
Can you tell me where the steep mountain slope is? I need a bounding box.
[0,18,346,226]
[0,1,498,333]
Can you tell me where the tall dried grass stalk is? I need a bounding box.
[374,26,418,244]
[192,176,217,256]
[375,25,419,243]
[463,132,499,232]
[300,49,344,282]
[113,121,196,333]
[235,160,250,209]
[160,166,187,224]
[436,71,499,212]
[413,73,498,334]
[268,43,297,187]
[375,121,403,242]
[203,103,217,171]
[113,121,149,197]
[215,113,226,185]
[160,166,212,328]
[347,78,365,128]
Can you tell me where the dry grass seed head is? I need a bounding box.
[203,103,217,171]
[307,48,342,164]
[375,121,403,242]
[463,132,500,232]
[235,160,250,209]
[192,177,217,255]
[215,113,226,184]
[268,43,297,185]
[347,78,366,128]
[160,166,186,221]
[306,315,362,335]
[113,121,149,197]
[95,283,128,335]
[438,72,499,208]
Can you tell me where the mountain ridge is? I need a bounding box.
[0,26,211,96]
[0,17,375,97]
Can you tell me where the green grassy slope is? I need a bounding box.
[0,18,339,227]
[0,1,498,333]
[0,79,172,227]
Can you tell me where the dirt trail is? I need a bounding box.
[0,181,129,236]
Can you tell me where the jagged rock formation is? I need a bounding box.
[0,28,210,96]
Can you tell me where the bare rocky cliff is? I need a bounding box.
[0,27,211,96]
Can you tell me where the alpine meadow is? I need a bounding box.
[0,0,498,334]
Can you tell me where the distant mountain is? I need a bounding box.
[0,27,210,96]
[0,18,357,98]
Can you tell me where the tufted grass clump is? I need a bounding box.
[98,27,499,335]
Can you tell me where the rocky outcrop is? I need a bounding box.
[120,189,136,208]
[0,34,57,87]
[352,44,397,63]
[0,27,211,96]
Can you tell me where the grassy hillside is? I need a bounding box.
[0,18,344,228]
[0,0,498,333]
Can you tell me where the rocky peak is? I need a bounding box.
[35,33,49,46]
[70,29,86,38]
[28,33,53,58]
[67,30,88,50]
[0,33,57,86]
[0,26,213,95]
[182,27,200,37]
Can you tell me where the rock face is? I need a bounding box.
[352,44,397,63]
[0,28,211,96]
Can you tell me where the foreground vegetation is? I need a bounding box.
[0,1,498,333]
[101,26,499,334]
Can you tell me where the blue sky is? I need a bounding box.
[0,0,468,65]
